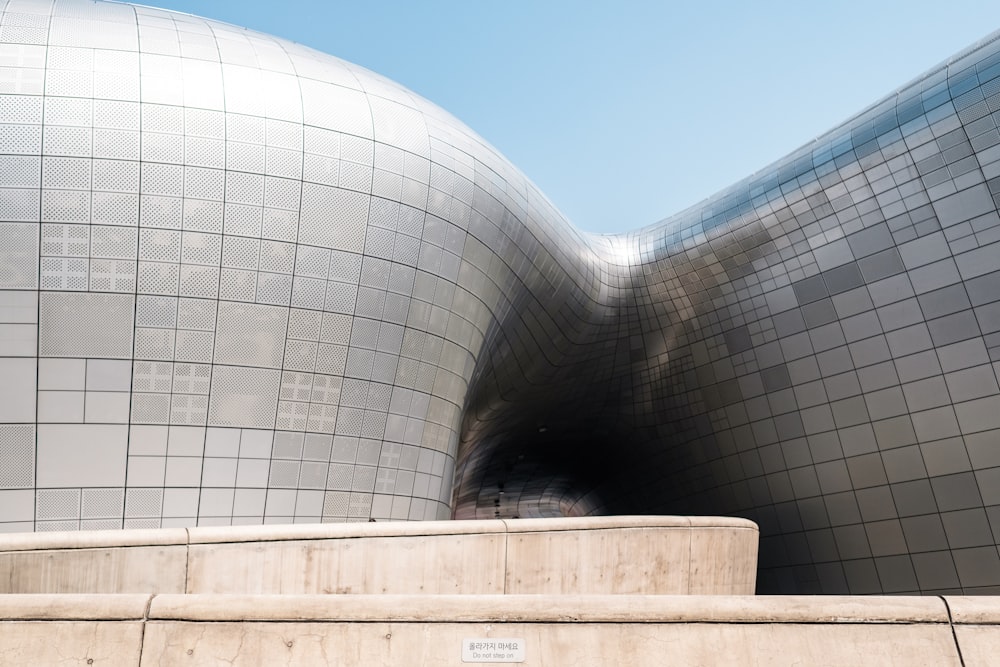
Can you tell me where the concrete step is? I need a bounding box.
[2,518,998,664]
[0,516,758,596]
[1,593,997,665]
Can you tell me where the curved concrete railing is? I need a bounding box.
[1,594,997,666]
[0,516,759,596]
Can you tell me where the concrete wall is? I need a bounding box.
[2,594,998,666]
[5,517,1000,665]
[0,516,759,595]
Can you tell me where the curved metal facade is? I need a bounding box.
[3,0,1000,594]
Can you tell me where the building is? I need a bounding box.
[2,0,1000,594]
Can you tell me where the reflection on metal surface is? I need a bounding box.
[2,0,1000,594]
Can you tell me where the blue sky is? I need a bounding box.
[142,1,1000,235]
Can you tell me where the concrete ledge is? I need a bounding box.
[498,515,758,533]
[0,594,954,624]
[0,527,188,551]
[188,518,508,544]
[0,516,759,596]
[2,595,997,666]
[946,596,1000,623]
[946,597,1000,666]
[0,594,150,620]
[145,594,950,624]
[0,516,757,550]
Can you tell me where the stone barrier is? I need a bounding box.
[2,594,997,666]
[0,515,758,595]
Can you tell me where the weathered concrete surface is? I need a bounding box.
[0,621,144,666]
[2,594,991,666]
[503,517,758,595]
[953,626,1000,667]
[139,620,959,666]
[686,517,761,595]
[941,597,1000,667]
[0,545,187,594]
[0,528,189,594]
[0,594,148,666]
[9,522,1000,665]
[188,533,506,594]
[0,516,759,595]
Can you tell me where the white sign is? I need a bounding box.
[462,638,526,663]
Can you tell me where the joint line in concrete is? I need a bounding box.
[183,528,192,594]
[138,593,155,664]
[500,518,509,594]
[940,595,966,667]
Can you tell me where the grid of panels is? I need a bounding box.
[5,0,1000,594]
[450,33,1000,596]
[0,0,457,535]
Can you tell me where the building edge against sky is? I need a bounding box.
[4,0,1000,594]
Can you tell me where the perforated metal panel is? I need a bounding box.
[10,0,1000,595]
[38,292,134,357]
[0,425,34,489]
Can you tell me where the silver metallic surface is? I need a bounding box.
[3,0,1000,593]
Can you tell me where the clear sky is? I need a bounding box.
[139,1,1000,235]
